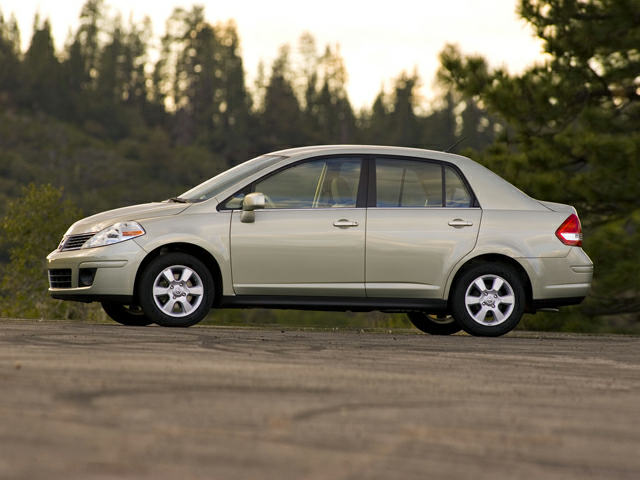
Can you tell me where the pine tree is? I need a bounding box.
[76,0,104,88]
[159,7,252,162]
[259,45,304,150]
[438,0,640,323]
[387,71,422,147]
[361,89,391,145]
[311,44,356,144]
[361,73,424,147]
[208,20,253,165]
[19,17,65,116]
[91,15,151,138]
[0,11,21,107]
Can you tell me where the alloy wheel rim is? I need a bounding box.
[152,265,204,317]
[464,274,515,326]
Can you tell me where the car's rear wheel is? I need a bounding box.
[101,302,154,326]
[451,264,525,337]
[139,253,214,328]
[406,312,462,335]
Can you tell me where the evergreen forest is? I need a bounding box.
[0,0,638,333]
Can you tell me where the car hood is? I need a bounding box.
[65,202,191,236]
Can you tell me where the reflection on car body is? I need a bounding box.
[47,145,593,336]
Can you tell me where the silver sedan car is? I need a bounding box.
[47,145,593,336]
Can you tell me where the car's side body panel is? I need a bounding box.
[473,210,573,259]
[365,208,481,298]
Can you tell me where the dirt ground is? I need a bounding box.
[1,319,639,480]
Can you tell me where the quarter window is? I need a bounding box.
[444,166,472,208]
[222,186,250,210]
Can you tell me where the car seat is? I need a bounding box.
[331,177,354,207]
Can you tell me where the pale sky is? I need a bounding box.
[0,0,547,109]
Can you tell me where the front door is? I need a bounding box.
[230,156,366,296]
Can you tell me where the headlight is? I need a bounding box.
[82,222,145,249]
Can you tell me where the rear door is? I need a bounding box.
[365,157,481,298]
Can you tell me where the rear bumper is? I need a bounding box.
[531,296,587,310]
[517,247,593,309]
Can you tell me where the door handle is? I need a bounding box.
[333,219,359,228]
[448,219,473,227]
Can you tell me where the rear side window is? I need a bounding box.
[374,158,473,208]
[376,159,442,207]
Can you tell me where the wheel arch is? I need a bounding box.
[133,243,224,308]
[446,254,534,313]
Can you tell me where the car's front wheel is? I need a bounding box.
[451,264,525,337]
[138,253,215,328]
[101,302,154,326]
[406,312,462,335]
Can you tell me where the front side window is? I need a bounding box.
[254,157,362,209]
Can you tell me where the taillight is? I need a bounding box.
[555,214,583,247]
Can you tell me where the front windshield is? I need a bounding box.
[178,154,288,201]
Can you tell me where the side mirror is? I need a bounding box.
[240,192,265,223]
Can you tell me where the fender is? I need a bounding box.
[133,212,234,295]
[441,209,573,299]
[442,248,543,301]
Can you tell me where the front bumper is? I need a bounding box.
[47,240,146,303]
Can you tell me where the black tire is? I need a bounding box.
[138,253,214,328]
[407,312,462,335]
[101,303,154,326]
[451,264,525,337]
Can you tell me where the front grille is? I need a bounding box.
[59,233,95,251]
[49,269,72,289]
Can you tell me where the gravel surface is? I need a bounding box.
[1,319,639,480]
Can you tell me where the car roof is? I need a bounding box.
[271,144,461,162]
